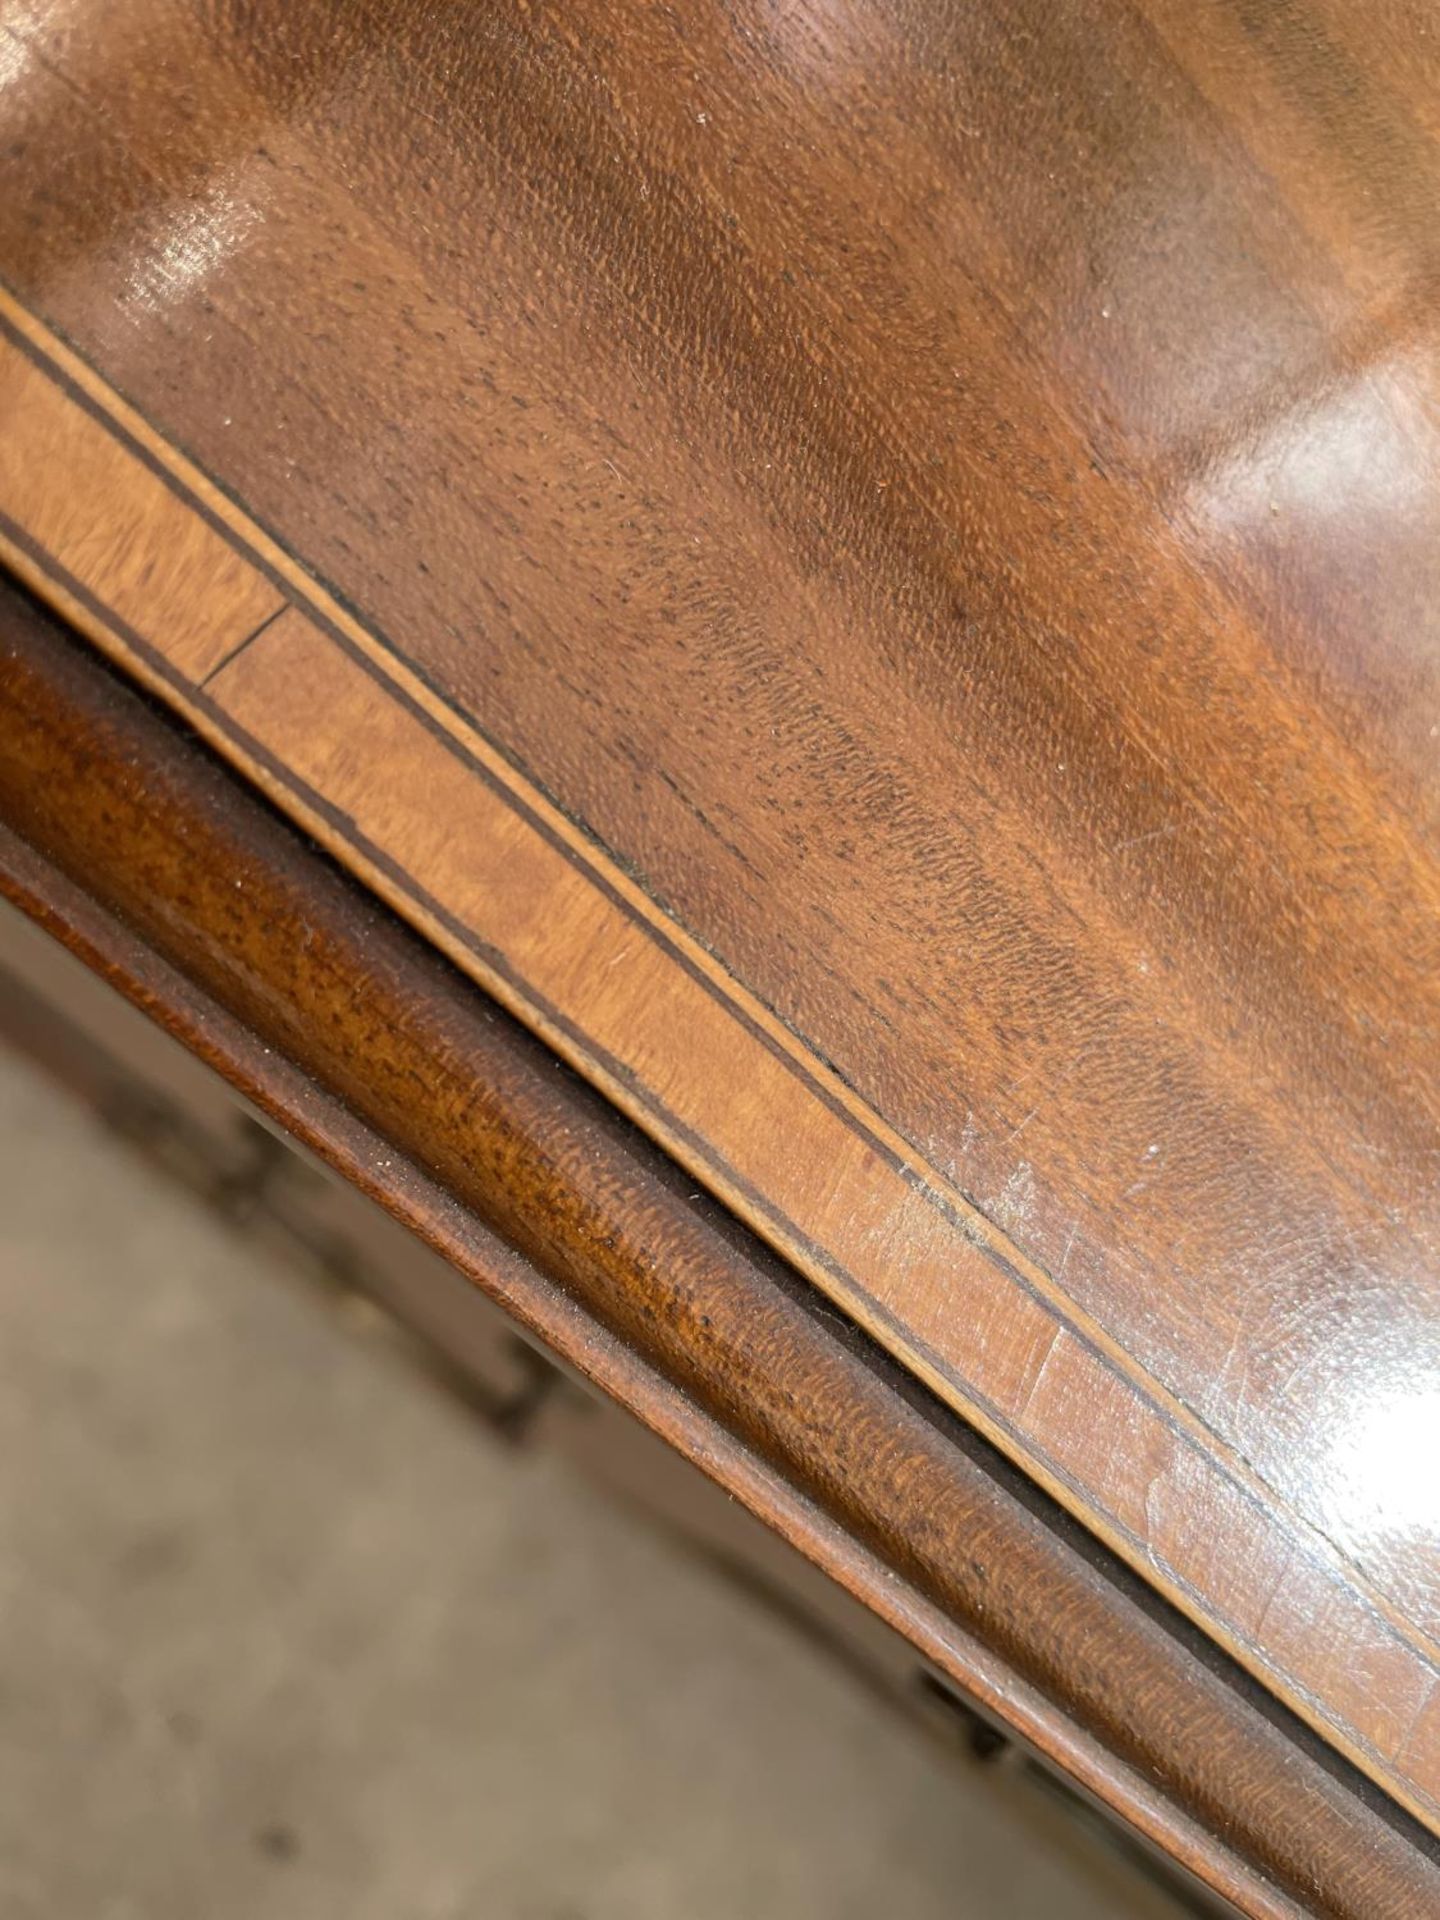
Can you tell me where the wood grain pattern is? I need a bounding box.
[6,275,1440,1837]
[2,0,1438,1840]
[7,575,1440,1920]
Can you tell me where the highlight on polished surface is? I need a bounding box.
[2,0,1439,1854]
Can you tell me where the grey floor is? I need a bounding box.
[0,1045,1185,1920]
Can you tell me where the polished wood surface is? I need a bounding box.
[9,579,1440,1920]
[2,0,1438,1836]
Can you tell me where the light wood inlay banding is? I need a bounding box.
[0,332,281,681]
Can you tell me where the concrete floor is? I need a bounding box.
[0,1044,1186,1920]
